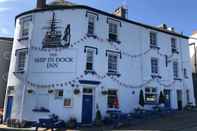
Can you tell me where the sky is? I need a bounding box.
[0,0,197,38]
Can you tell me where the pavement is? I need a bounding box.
[1,111,197,131]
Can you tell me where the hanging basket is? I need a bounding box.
[48,90,54,94]
[74,89,80,95]
[101,90,108,95]
[27,89,33,94]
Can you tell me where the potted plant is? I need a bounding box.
[67,117,77,129]
[74,89,80,95]
[95,110,102,126]
[159,91,166,107]
[139,90,145,107]
[101,90,108,95]
[27,89,33,94]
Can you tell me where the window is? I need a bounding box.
[173,61,179,78]
[87,15,95,35]
[7,86,15,95]
[86,49,94,71]
[107,90,119,108]
[186,90,190,104]
[184,68,188,78]
[171,38,178,53]
[109,22,118,41]
[151,58,159,74]
[16,49,27,72]
[55,89,64,99]
[150,32,157,48]
[20,16,32,38]
[64,98,72,107]
[145,87,157,103]
[108,54,118,74]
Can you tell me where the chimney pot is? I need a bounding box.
[37,0,46,9]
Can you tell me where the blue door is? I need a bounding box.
[5,96,13,121]
[82,95,93,124]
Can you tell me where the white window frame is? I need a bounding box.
[171,38,178,53]
[107,89,119,109]
[173,61,179,78]
[108,53,119,74]
[20,16,32,38]
[64,98,73,108]
[108,22,118,41]
[15,49,28,73]
[54,89,64,99]
[151,57,159,75]
[150,32,157,48]
[87,14,96,35]
[145,87,157,103]
[86,49,94,71]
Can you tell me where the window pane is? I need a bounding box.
[108,54,118,73]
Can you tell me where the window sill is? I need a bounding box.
[150,45,160,50]
[145,101,157,105]
[174,78,182,81]
[84,70,96,75]
[151,74,162,79]
[13,71,25,74]
[107,72,121,77]
[86,34,97,39]
[18,37,29,41]
[107,39,121,44]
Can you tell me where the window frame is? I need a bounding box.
[145,87,157,104]
[19,16,32,39]
[15,48,28,73]
[64,98,72,108]
[173,61,179,78]
[108,21,118,42]
[171,38,178,53]
[150,32,158,48]
[151,57,159,75]
[87,14,96,35]
[107,89,119,109]
[86,48,94,71]
[108,53,119,74]
[54,89,64,99]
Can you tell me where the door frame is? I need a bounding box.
[177,90,183,110]
[81,86,95,124]
[5,95,13,122]
[164,89,171,108]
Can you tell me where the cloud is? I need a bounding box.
[0,7,9,12]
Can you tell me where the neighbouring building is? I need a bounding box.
[189,32,197,105]
[3,0,195,124]
[0,37,13,116]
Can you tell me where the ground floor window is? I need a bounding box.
[145,87,157,103]
[64,98,72,107]
[107,90,119,109]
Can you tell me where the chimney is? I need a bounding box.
[113,6,128,19]
[168,27,175,32]
[159,24,168,30]
[37,0,46,9]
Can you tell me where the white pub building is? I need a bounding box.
[4,0,195,124]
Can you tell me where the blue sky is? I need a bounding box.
[0,0,197,37]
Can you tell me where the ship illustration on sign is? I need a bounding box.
[42,12,71,48]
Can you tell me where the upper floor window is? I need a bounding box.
[151,58,159,74]
[150,32,157,48]
[15,48,28,73]
[145,87,157,103]
[87,15,95,35]
[171,38,178,53]
[184,68,188,78]
[86,49,94,71]
[173,61,179,78]
[55,89,64,99]
[20,16,32,38]
[108,53,118,74]
[107,90,119,109]
[109,22,118,41]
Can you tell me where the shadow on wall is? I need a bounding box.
[193,73,197,105]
